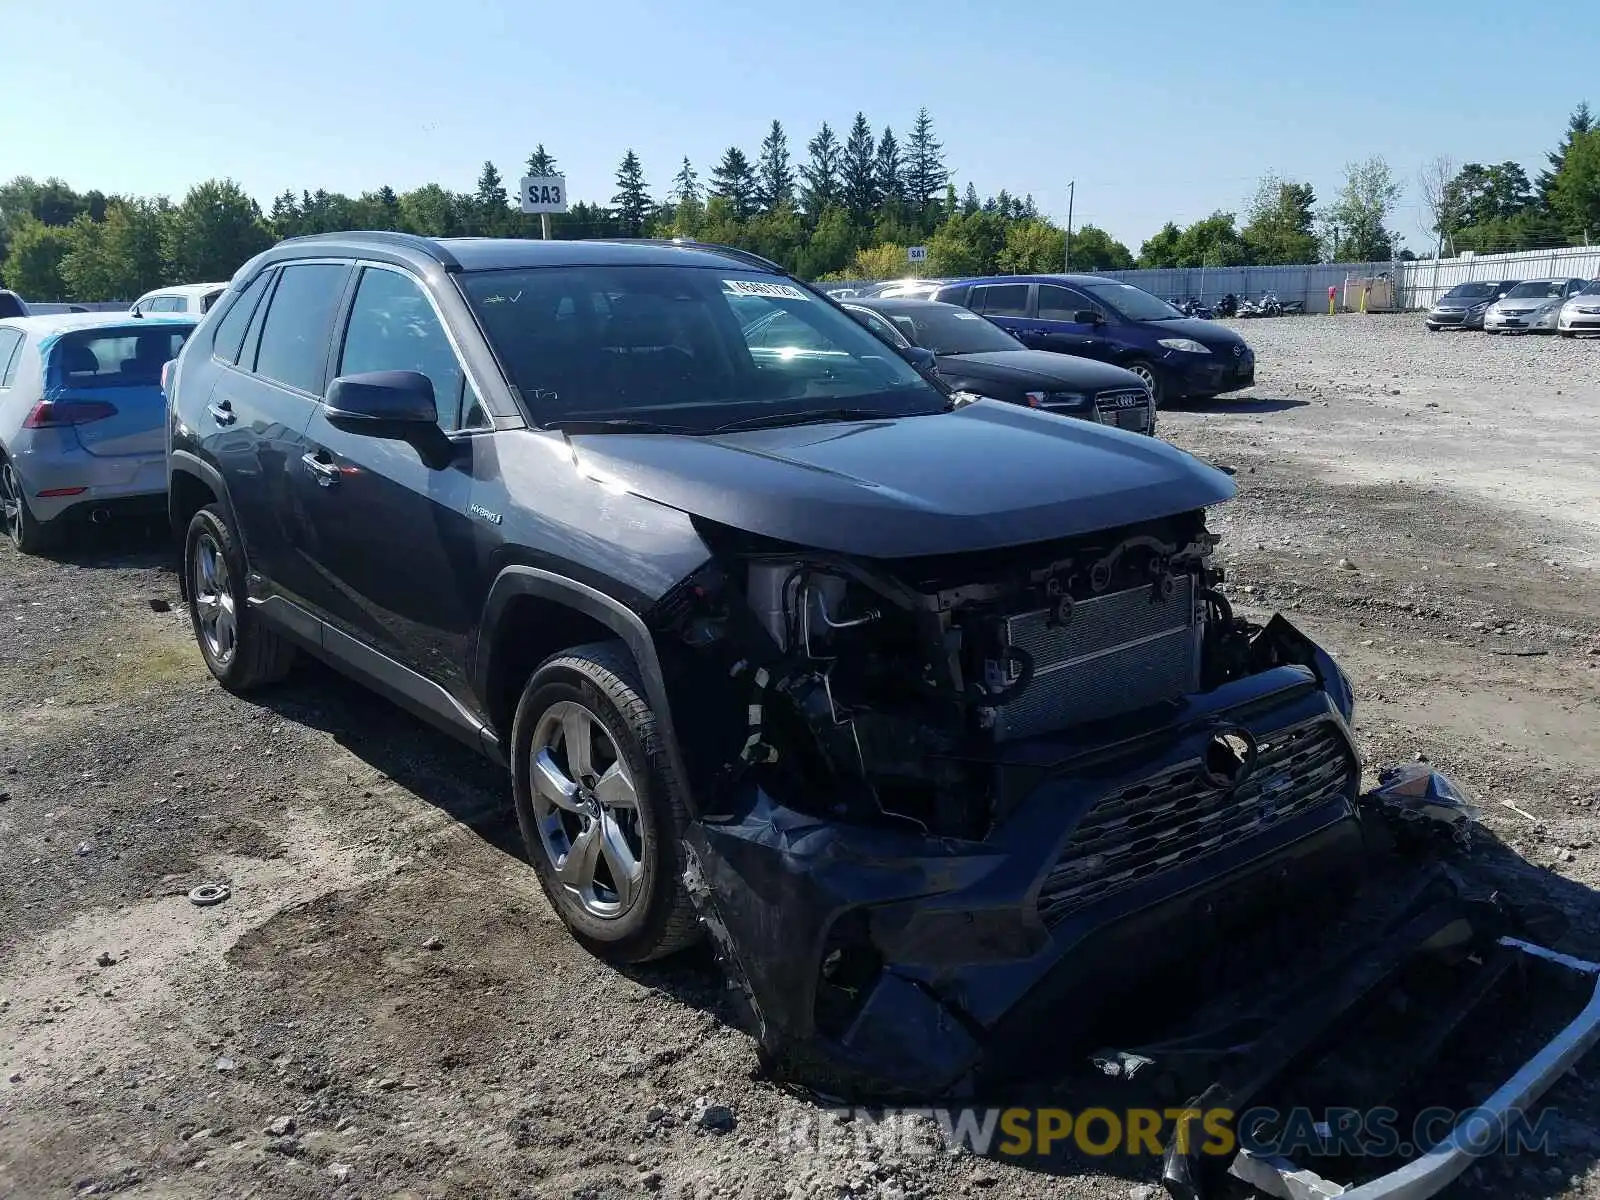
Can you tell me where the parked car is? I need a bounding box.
[866,278,949,300]
[842,296,1156,434]
[927,274,1254,406]
[1557,279,1600,337]
[0,311,197,551]
[130,282,229,316]
[1424,279,1518,331]
[0,290,29,319]
[1483,278,1587,333]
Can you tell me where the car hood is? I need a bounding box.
[1149,316,1248,348]
[935,350,1146,391]
[1495,294,1561,309]
[566,400,1235,558]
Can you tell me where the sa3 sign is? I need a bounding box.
[520,176,569,214]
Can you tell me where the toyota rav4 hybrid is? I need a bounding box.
[165,235,1599,1200]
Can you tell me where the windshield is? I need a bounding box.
[1504,281,1565,300]
[1579,280,1600,297]
[877,305,1021,355]
[460,266,944,430]
[1442,282,1498,300]
[1077,281,1185,321]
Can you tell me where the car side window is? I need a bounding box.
[936,284,971,308]
[252,263,350,394]
[0,329,23,386]
[973,283,1029,317]
[212,272,271,365]
[1038,284,1096,322]
[337,267,468,430]
[850,308,910,348]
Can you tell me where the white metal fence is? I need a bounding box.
[814,245,1600,313]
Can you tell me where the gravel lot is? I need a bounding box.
[4,313,1600,1200]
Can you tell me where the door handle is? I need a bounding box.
[301,451,341,487]
[207,400,236,426]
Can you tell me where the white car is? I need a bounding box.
[1483,277,1586,334]
[1557,279,1600,337]
[129,282,228,317]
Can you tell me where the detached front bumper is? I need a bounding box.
[685,622,1361,1099]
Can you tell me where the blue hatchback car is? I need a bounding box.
[929,274,1255,406]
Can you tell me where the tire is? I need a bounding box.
[0,455,61,555]
[1425,324,1439,332]
[1124,360,1164,407]
[510,640,699,963]
[1559,330,1575,339]
[183,503,296,691]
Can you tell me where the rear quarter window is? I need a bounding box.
[210,272,272,365]
[0,328,24,385]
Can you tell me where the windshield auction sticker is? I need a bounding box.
[724,280,811,301]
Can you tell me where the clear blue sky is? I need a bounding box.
[8,0,1593,252]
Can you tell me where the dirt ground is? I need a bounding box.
[4,313,1600,1200]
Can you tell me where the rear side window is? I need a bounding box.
[201,288,225,313]
[211,272,271,365]
[0,329,23,385]
[337,267,466,429]
[50,328,191,387]
[252,263,349,393]
[973,283,1029,317]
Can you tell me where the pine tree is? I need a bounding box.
[670,158,702,207]
[525,144,559,178]
[962,182,981,216]
[475,161,508,235]
[611,150,651,237]
[874,126,904,206]
[269,190,301,239]
[755,120,795,212]
[905,108,949,217]
[1537,103,1594,208]
[709,146,757,220]
[799,122,842,216]
[841,113,878,223]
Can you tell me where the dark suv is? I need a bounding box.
[167,234,1367,1096]
[930,273,1255,405]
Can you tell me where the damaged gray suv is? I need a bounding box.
[168,234,1600,1200]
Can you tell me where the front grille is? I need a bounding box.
[1037,720,1356,924]
[989,577,1199,741]
[1093,388,1151,433]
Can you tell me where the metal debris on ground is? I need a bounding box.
[187,884,230,907]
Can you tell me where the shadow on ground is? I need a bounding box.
[1169,394,1309,415]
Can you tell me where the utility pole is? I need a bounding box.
[1064,180,1076,272]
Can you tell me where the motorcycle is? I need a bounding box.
[1174,297,1214,319]
[1260,291,1283,318]
[1214,293,1238,318]
[1236,296,1261,319]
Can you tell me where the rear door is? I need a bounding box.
[202,260,352,611]
[294,262,490,707]
[968,282,1032,339]
[42,323,193,456]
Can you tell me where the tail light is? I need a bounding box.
[160,359,176,396]
[23,399,119,428]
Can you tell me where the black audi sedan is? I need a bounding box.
[843,297,1156,435]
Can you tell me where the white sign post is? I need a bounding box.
[520,175,569,239]
[907,245,928,278]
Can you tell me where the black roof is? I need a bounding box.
[846,296,965,313]
[268,232,788,275]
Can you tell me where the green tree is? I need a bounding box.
[1066,224,1134,271]
[474,161,509,235]
[874,126,904,208]
[611,150,651,237]
[1168,212,1250,267]
[841,113,878,225]
[927,209,1006,276]
[1137,222,1183,268]
[797,205,857,278]
[60,199,166,300]
[754,121,794,213]
[1550,128,1600,241]
[4,216,72,298]
[161,180,271,283]
[663,157,704,237]
[997,219,1064,274]
[1536,103,1593,208]
[709,146,757,220]
[525,144,559,178]
[1242,176,1319,264]
[268,190,301,239]
[1322,157,1403,261]
[961,183,981,216]
[799,123,842,217]
[845,243,910,280]
[399,184,462,236]
[904,108,949,221]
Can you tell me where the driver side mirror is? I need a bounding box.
[1073,310,1103,325]
[325,370,438,434]
[900,345,937,371]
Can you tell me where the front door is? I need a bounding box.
[293,263,490,710]
[1030,283,1112,362]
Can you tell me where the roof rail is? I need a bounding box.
[607,238,791,277]
[276,230,461,270]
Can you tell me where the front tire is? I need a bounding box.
[510,641,699,963]
[1125,360,1164,407]
[0,457,60,555]
[183,504,296,691]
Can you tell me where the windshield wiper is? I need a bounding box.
[540,416,698,434]
[708,407,925,434]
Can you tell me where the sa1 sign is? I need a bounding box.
[520,176,568,214]
[907,245,928,262]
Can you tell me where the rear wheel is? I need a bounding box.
[510,641,698,963]
[0,456,59,555]
[183,503,296,691]
[1124,360,1164,407]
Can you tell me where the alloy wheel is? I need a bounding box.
[529,700,646,920]
[0,462,21,547]
[1128,363,1160,403]
[192,532,238,665]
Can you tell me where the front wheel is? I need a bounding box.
[510,641,699,963]
[1124,360,1164,407]
[0,457,60,555]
